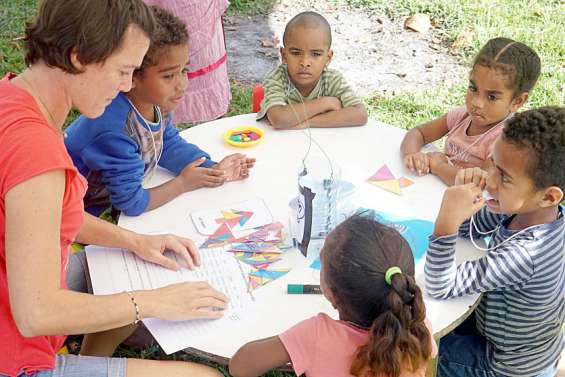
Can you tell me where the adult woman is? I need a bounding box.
[0,1,226,376]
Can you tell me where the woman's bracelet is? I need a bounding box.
[125,291,141,325]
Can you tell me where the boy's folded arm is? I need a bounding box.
[229,336,291,377]
[424,234,534,299]
[159,118,214,173]
[306,103,368,128]
[266,97,337,129]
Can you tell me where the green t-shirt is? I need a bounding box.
[256,65,362,120]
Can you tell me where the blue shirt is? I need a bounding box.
[65,93,215,216]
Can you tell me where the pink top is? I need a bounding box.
[143,0,231,124]
[444,107,510,168]
[0,74,87,377]
[279,313,437,377]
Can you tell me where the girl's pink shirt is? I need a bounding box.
[444,106,508,168]
[279,313,437,377]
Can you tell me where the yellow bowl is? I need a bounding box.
[223,126,264,148]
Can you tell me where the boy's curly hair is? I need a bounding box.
[503,107,565,190]
[473,37,541,97]
[137,5,188,75]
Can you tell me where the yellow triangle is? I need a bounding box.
[222,211,240,220]
[371,179,402,195]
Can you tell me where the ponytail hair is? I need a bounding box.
[350,273,432,377]
[321,214,433,377]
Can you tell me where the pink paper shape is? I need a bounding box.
[368,164,395,181]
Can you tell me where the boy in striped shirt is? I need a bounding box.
[425,107,565,377]
[256,11,367,129]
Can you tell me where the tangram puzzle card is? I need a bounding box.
[248,267,290,290]
[191,198,273,235]
[367,164,413,196]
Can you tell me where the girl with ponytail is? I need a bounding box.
[229,215,437,377]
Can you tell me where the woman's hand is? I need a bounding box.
[131,233,201,271]
[138,281,230,321]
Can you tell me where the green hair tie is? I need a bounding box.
[385,266,402,285]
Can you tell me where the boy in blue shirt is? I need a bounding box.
[65,6,254,216]
[425,107,565,377]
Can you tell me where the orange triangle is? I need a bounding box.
[399,177,414,188]
[370,179,402,195]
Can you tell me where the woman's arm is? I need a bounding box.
[229,336,291,377]
[5,170,228,337]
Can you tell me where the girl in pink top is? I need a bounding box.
[400,38,541,185]
[229,215,437,377]
[143,0,231,124]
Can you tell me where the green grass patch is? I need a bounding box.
[345,0,564,126]
[226,0,279,15]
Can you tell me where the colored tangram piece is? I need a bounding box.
[226,242,282,254]
[216,209,253,229]
[368,164,395,181]
[399,176,414,188]
[233,222,284,244]
[200,223,235,248]
[248,268,290,290]
[367,164,414,196]
[233,252,282,268]
[370,179,402,195]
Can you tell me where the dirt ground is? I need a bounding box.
[224,0,466,96]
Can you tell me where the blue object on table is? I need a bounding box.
[356,208,433,263]
[310,257,321,270]
[308,208,434,270]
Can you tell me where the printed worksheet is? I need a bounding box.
[85,245,254,354]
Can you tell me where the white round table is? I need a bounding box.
[118,113,483,361]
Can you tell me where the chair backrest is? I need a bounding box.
[252,84,265,113]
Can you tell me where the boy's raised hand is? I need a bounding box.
[455,167,488,189]
[215,153,256,182]
[435,183,485,236]
[179,157,226,191]
[404,152,430,176]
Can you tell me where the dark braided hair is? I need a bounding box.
[136,5,189,75]
[322,215,432,377]
[473,37,541,97]
[503,107,565,190]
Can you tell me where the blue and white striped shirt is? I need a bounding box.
[425,205,565,377]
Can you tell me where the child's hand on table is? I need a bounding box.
[179,157,227,191]
[215,153,256,182]
[427,151,450,174]
[322,96,342,112]
[404,152,430,176]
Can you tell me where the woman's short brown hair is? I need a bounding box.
[24,0,156,74]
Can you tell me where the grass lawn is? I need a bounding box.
[1,0,563,376]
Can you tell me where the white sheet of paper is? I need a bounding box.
[85,245,254,354]
[190,198,273,235]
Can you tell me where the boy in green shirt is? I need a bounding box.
[257,11,367,129]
